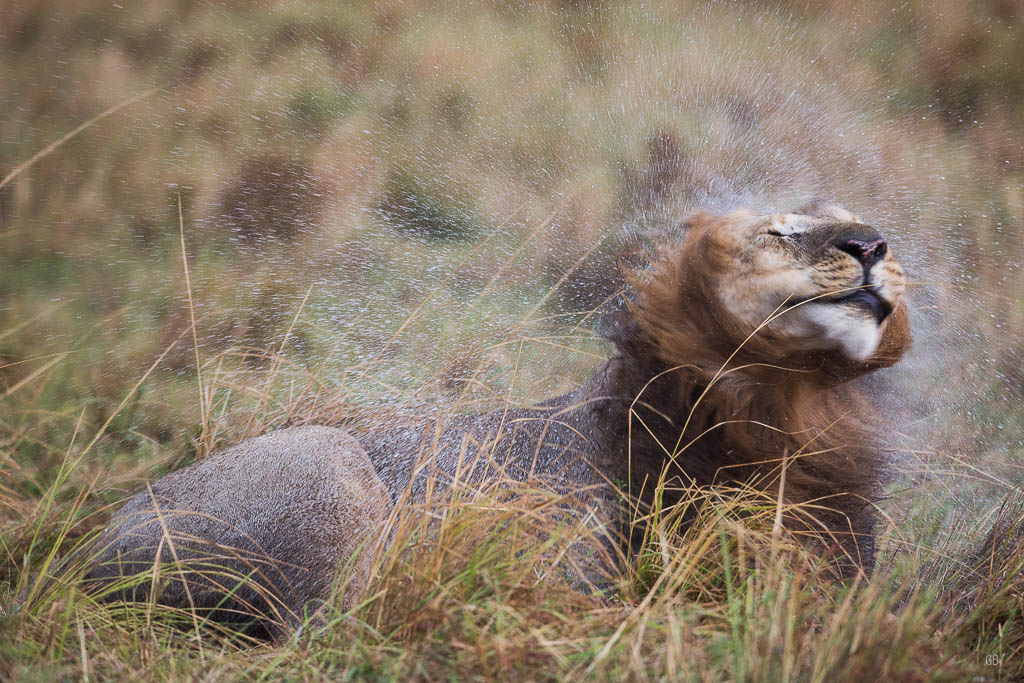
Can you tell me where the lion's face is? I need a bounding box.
[688,205,907,362]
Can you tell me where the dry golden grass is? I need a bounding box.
[3,0,1024,679]
[2,292,1022,679]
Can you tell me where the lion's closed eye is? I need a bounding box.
[763,229,800,240]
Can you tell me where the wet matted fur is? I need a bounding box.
[88,203,910,631]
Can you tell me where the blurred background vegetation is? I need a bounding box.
[2,0,1024,677]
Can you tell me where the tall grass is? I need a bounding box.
[4,267,1024,679]
[4,380,1023,679]
[3,0,1024,679]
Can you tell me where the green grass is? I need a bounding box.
[2,0,1024,679]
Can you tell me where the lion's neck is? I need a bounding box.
[579,332,879,503]
[576,327,884,574]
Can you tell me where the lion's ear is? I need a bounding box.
[794,200,862,224]
[866,300,911,369]
[680,210,717,233]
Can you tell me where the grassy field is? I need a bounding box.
[2,0,1024,679]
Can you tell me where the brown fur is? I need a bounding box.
[363,207,910,577]
[89,205,911,634]
[616,210,911,571]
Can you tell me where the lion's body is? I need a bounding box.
[88,204,911,635]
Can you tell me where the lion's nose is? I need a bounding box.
[837,237,887,268]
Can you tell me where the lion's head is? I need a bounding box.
[618,204,911,575]
[634,203,910,382]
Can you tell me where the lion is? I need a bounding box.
[86,203,910,635]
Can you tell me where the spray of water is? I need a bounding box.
[2,0,1021,578]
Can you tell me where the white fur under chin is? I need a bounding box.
[802,304,881,361]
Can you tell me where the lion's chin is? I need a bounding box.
[802,304,882,361]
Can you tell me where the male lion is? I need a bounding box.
[87,203,910,634]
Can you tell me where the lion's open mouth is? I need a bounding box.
[833,288,892,324]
